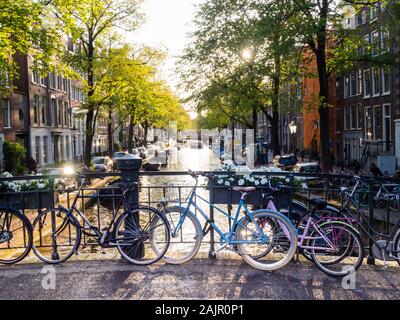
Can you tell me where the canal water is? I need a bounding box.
[85,144,230,254]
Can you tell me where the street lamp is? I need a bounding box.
[288,121,297,153]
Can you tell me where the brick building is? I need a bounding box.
[336,3,399,173]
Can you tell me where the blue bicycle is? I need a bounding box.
[153,171,298,271]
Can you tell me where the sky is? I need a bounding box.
[125,0,204,97]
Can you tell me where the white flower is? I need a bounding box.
[217,179,224,184]
[229,177,235,182]
[224,181,231,186]
[285,178,290,183]
[238,179,245,186]
[301,183,308,189]
[254,180,260,186]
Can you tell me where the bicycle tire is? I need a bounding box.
[0,207,33,265]
[115,206,170,265]
[236,210,297,271]
[310,221,364,277]
[152,206,202,264]
[32,208,81,264]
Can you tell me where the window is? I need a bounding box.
[41,97,47,125]
[351,105,357,129]
[58,100,63,126]
[344,106,351,130]
[370,5,378,21]
[363,69,371,97]
[357,104,363,129]
[57,75,63,91]
[382,66,390,94]
[43,136,48,164]
[344,76,350,98]
[383,104,391,142]
[64,102,68,126]
[63,78,68,92]
[372,68,380,96]
[2,99,11,128]
[350,72,356,96]
[34,137,41,165]
[373,105,382,140]
[363,34,370,54]
[32,68,40,84]
[361,10,367,24]
[49,73,56,88]
[381,29,389,52]
[33,95,39,126]
[356,70,362,95]
[40,74,47,86]
[51,98,57,126]
[371,31,379,56]
[365,107,372,140]
[60,136,65,160]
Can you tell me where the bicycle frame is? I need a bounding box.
[171,185,270,245]
[266,197,338,252]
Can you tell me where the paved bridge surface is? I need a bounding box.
[0,259,399,300]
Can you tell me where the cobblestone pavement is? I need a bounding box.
[0,258,399,300]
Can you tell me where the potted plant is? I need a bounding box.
[0,172,56,209]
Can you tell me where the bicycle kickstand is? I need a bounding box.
[382,250,388,269]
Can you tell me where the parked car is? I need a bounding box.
[92,156,113,173]
[112,151,128,169]
[293,162,321,173]
[112,151,128,160]
[271,155,298,171]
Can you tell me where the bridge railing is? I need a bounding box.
[1,171,400,263]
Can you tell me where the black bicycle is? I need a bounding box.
[0,206,33,265]
[31,175,170,265]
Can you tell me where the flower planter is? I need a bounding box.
[210,186,290,207]
[0,191,54,209]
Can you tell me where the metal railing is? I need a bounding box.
[1,171,400,262]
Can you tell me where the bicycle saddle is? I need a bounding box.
[232,187,256,193]
[307,198,328,210]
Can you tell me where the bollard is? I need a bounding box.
[208,178,216,259]
[367,179,375,265]
[116,155,144,260]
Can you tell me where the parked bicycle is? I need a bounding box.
[31,175,170,265]
[258,182,364,277]
[299,176,400,268]
[154,171,298,271]
[0,206,33,265]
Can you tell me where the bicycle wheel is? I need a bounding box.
[32,208,81,264]
[310,221,364,277]
[393,229,400,266]
[236,210,297,271]
[151,206,202,264]
[115,207,170,265]
[0,207,33,265]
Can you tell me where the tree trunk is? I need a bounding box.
[315,1,332,172]
[107,107,113,156]
[127,115,135,153]
[271,54,281,156]
[252,104,257,145]
[143,120,149,145]
[84,108,94,168]
[83,37,95,168]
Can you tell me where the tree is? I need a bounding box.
[179,0,301,155]
[288,0,396,171]
[0,0,61,93]
[52,0,143,167]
